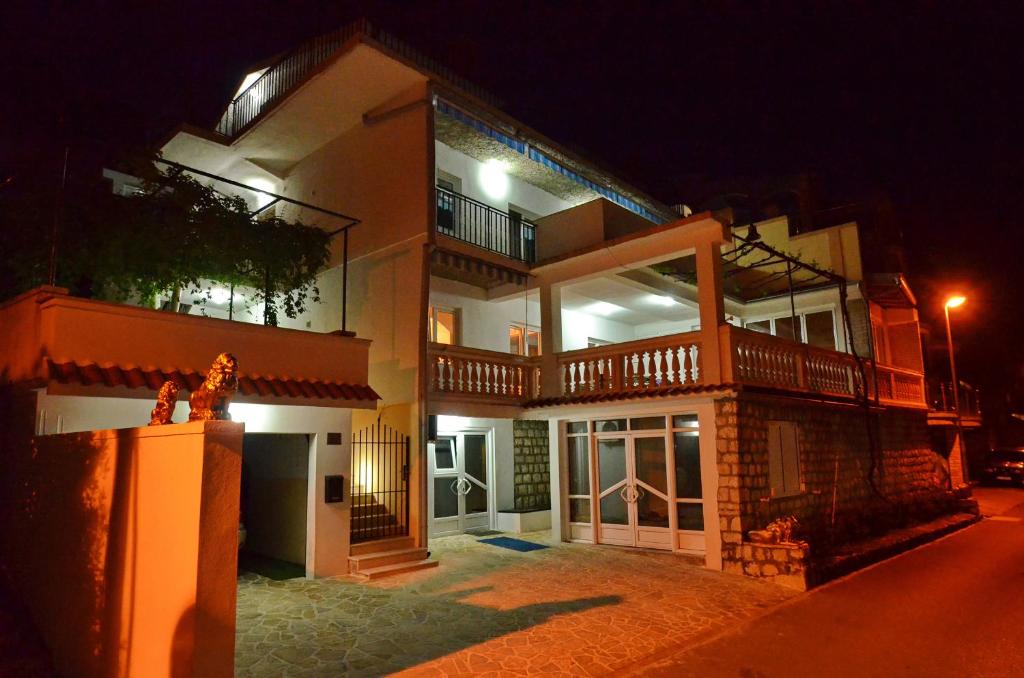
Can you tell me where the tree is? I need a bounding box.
[0,162,332,326]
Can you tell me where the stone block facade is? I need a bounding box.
[723,541,810,591]
[717,394,956,586]
[513,420,551,511]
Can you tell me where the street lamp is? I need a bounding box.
[944,295,967,485]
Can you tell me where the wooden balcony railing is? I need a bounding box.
[428,342,541,402]
[558,332,703,396]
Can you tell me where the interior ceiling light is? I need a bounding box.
[479,159,510,200]
[647,294,677,306]
[584,301,626,317]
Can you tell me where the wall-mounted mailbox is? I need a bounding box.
[325,475,344,503]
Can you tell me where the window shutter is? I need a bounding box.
[768,422,785,495]
[768,421,801,497]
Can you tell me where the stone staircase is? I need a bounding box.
[349,491,400,543]
[348,536,438,580]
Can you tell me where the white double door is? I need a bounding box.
[595,433,673,549]
[430,431,493,537]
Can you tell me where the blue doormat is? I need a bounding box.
[479,536,549,552]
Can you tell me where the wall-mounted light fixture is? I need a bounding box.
[479,159,510,200]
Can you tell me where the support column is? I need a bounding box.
[695,239,726,384]
[539,282,563,397]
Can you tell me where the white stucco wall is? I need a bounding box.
[435,141,572,219]
[34,393,355,578]
[430,277,540,353]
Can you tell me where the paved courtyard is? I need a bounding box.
[235,532,796,677]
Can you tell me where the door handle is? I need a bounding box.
[449,478,460,495]
[634,485,645,503]
[459,478,472,495]
[619,485,630,502]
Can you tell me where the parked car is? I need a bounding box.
[980,448,1024,486]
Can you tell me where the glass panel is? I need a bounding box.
[674,432,702,499]
[527,330,541,356]
[599,492,628,525]
[569,498,591,523]
[463,434,487,482]
[676,503,705,531]
[433,477,458,518]
[597,438,627,492]
[634,437,668,494]
[567,436,590,495]
[595,418,627,433]
[630,416,665,430]
[806,310,837,350]
[436,310,456,345]
[637,491,670,528]
[427,306,434,341]
[567,421,588,434]
[775,315,803,342]
[747,319,771,334]
[465,481,488,514]
[434,438,456,471]
[509,326,524,355]
[672,414,699,429]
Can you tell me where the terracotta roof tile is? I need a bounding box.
[46,360,379,404]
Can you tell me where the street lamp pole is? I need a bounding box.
[944,295,966,485]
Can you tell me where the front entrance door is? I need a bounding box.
[430,432,492,537]
[595,434,673,549]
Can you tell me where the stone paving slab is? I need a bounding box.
[236,532,795,677]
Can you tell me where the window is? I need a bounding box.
[436,171,461,234]
[587,337,612,348]
[509,324,541,356]
[744,310,836,350]
[566,422,591,523]
[672,414,704,531]
[767,421,801,497]
[433,436,456,471]
[427,306,458,345]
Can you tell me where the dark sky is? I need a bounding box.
[3,1,1022,393]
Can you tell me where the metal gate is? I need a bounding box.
[350,421,410,543]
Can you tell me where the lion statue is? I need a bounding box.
[748,515,804,545]
[149,380,180,426]
[188,352,239,421]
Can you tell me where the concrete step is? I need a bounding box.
[352,558,438,581]
[350,516,398,530]
[349,535,414,556]
[349,547,429,572]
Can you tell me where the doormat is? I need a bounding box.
[465,528,504,536]
[479,537,548,552]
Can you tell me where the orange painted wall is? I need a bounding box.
[0,420,242,678]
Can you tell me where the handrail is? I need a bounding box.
[557,331,703,396]
[435,187,537,263]
[216,20,499,138]
[428,342,541,401]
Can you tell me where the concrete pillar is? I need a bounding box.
[539,283,563,397]
[695,240,725,384]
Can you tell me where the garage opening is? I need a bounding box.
[239,433,311,579]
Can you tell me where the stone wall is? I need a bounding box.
[717,394,956,584]
[512,420,551,511]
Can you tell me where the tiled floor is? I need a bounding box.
[235,532,795,677]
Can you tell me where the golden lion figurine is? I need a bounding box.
[149,380,180,426]
[188,352,239,421]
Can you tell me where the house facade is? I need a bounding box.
[7,22,959,583]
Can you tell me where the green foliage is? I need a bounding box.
[0,163,332,326]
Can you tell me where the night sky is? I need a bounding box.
[4,2,1022,399]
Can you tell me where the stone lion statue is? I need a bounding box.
[149,380,180,426]
[749,515,803,545]
[188,352,239,421]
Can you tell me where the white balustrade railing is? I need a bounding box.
[428,343,540,401]
[557,332,702,395]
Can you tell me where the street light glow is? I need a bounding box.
[945,295,966,309]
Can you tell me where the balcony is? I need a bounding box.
[426,325,927,410]
[928,380,982,418]
[435,187,537,263]
[0,287,378,408]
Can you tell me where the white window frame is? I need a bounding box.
[509,323,542,356]
[743,306,838,350]
[427,305,460,345]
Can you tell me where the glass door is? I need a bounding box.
[429,432,491,537]
[593,433,673,549]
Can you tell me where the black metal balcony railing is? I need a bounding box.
[436,187,537,263]
[928,380,982,416]
[216,20,499,138]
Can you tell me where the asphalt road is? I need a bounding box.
[632,487,1024,678]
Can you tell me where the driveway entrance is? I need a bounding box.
[235,532,795,676]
